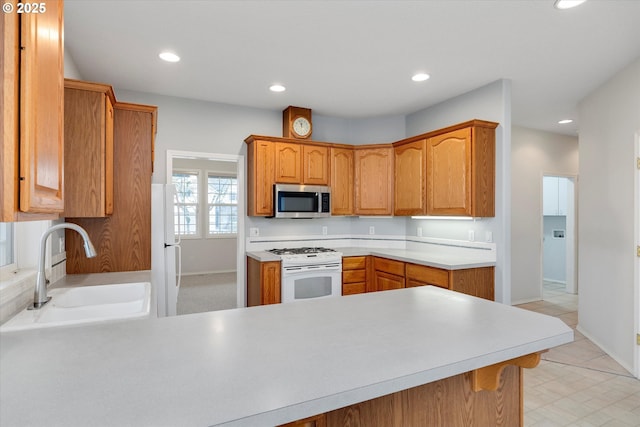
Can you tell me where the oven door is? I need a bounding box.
[281,264,342,302]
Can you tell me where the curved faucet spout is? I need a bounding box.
[32,223,97,309]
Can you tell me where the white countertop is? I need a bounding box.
[247,246,495,270]
[0,286,572,427]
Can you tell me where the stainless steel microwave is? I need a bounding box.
[273,184,331,218]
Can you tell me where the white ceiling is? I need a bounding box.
[64,0,640,136]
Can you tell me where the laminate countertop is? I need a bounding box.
[247,246,496,270]
[0,286,572,427]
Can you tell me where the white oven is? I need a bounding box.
[268,248,342,303]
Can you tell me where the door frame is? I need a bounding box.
[634,131,640,378]
[540,173,578,296]
[166,150,246,308]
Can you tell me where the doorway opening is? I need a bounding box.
[541,175,578,299]
[166,150,245,313]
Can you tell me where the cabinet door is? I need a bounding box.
[275,142,302,183]
[63,82,115,217]
[247,140,275,216]
[330,147,354,215]
[427,128,471,216]
[354,147,393,215]
[374,270,405,291]
[19,1,65,213]
[303,144,329,185]
[394,139,426,216]
[66,104,155,273]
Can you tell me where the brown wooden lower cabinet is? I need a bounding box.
[342,256,368,295]
[278,364,522,427]
[247,257,281,306]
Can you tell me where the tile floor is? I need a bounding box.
[517,282,640,426]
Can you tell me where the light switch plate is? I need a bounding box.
[249,227,259,237]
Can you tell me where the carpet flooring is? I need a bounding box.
[177,272,237,315]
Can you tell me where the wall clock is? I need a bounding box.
[283,106,312,139]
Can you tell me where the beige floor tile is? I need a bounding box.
[519,288,640,427]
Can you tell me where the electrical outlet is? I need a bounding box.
[58,237,64,252]
[468,230,475,242]
[322,226,328,235]
[249,227,259,237]
[485,231,493,243]
[417,227,422,237]
[369,226,375,235]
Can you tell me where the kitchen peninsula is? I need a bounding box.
[0,286,572,427]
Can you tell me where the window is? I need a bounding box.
[172,171,199,236]
[207,175,238,236]
[0,222,16,274]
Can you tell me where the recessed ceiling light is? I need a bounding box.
[554,0,587,10]
[269,84,286,93]
[558,119,573,124]
[411,73,430,82]
[159,51,180,63]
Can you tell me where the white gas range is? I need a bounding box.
[267,247,343,303]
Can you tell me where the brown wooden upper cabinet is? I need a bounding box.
[1,0,65,221]
[426,121,497,217]
[330,147,354,215]
[354,146,394,215]
[394,139,426,216]
[245,120,497,218]
[246,138,276,217]
[246,136,331,216]
[63,79,115,217]
[274,142,329,185]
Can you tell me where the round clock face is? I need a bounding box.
[292,116,312,138]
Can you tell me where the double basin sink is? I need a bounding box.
[1,282,151,332]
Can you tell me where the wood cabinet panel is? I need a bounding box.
[247,257,281,306]
[450,267,495,301]
[279,414,326,427]
[18,0,65,214]
[63,80,115,217]
[374,270,405,291]
[342,281,366,296]
[324,365,521,427]
[343,269,366,284]
[66,103,155,273]
[373,257,405,276]
[343,256,367,270]
[394,139,426,215]
[427,128,471,216]
[426,122,496,217]
[405,263,449,288]
[275,142,302,183]
[247,139,275,216]
[354,147,393,215]
[303,144,328,185]
[329,147,354,215]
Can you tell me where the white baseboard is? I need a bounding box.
[182,269,237,277]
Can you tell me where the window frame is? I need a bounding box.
[172,168,202,239]
[205,171,238,239]
[0,222,18,276]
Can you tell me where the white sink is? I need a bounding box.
[0,282,151,332]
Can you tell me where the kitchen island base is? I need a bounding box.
[281,360,529,427]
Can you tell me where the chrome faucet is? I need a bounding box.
[31,223,97,309]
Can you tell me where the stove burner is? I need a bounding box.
[268,247,337,256]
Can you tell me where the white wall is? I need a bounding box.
[510,127,578,303]
[406,79,511,303]
[578,57,640,374]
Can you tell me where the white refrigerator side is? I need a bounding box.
[151,184,181,317]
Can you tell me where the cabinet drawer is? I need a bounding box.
[405,263,449,288]
[373,257,405,276]
[343,269,366,284]
[343,256,367,270]
[342,282,366,295]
